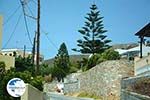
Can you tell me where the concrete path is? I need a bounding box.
[44,92,94,100]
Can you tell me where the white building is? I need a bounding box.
[0,48,44,64]
[115,44,150,59]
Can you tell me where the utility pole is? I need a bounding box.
[23,45,26,58]
[36,0,40,75]
[32,32,36,64]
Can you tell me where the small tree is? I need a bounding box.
[15,56,35,75]
[73,4,111,54]
[53,42,70,81]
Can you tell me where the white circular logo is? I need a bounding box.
[7,78,26,97]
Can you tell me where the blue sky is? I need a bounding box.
[0,0,150,59]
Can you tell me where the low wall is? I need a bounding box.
[44,82,56,93]
[44,81,80,94]
[121,89,150,100]
[121,75,150,89]
[64,80,80,94]
[21,84,43,100]
[134,55,150,75]
[121,75,150,100]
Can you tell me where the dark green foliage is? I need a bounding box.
[0,61,6,76]
[73,4,111,54]
[76,58,88,71]
[30,76,43,91]
[40,64,52,76]
[54,43,70,72]
[52,43,70,81]
[78,58,88,69]
[15,56,35,75]
[69,64,79,73]
[78,55,99,71]
[50,66,66,82]
[86,55,99,70]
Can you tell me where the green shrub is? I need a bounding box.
[40,64,53,76]
[99,48,120,60]
[50,66,67,82]
[30,76,43,91]
[75,49,120,71]
[0,61,6,78]
[69,66,79,73]
[86,54,99,70]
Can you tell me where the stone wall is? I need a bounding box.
[44,80,80,94]
[77,60,134,99]
[64,80,80,94]
[44,82,57,93]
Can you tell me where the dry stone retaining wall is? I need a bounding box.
[77,60,134,99]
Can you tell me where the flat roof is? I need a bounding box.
[135,23,150,37]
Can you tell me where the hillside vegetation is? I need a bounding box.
[44,54,89,67]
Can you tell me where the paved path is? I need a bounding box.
[44,92,94,100]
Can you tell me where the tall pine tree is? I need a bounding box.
[53,42,70,81]
[72,4,111,54]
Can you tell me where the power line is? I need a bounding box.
[30,0,37,5]
[27,4,34,17]
[3,5,21,26]
[2,13,22,49]
[20,0,33,46]
[26,4,37,20]
[2,47,32,51]
[41,30,58,50]
[45,34,58,50]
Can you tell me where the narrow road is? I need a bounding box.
[44,92,94,100]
